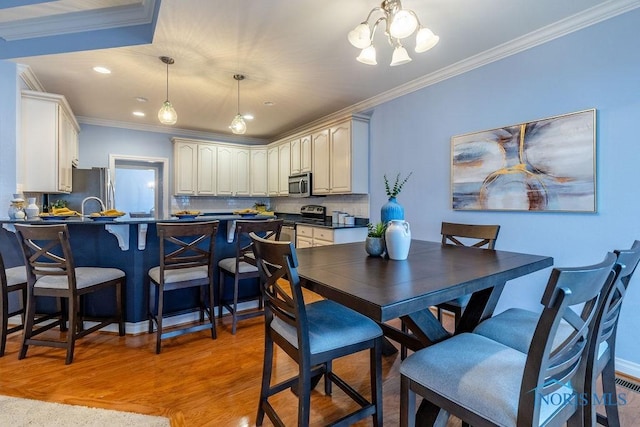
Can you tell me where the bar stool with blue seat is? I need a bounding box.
[400,252,618,427]
[148,221,219,354]
[14,223,125,365]
[250,232,383,426]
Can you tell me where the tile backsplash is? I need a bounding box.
[172,194,370,219]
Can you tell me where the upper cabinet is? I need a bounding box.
[290,134,312,174]
[21,90,79,194]
[171,114,368,198]
[312,115,369,195]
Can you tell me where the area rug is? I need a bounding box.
[0,395,170,426]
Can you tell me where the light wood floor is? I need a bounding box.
[1,309,639,426]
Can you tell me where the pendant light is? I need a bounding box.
[230,74,247,135]
[157,56,177,125]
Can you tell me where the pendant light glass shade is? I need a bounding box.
[415,27,439,53]
[158,56,177,125]
[389,10,418,39]
[357,45,377,65]
[158,100,177,125]
[230,74,247,135]
[390,45,411,66]
[348,23,372,49]
[230,114,247,134]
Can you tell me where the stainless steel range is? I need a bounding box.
[280,205,327,245]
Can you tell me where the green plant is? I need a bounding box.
[384,172,413,198]
[367,222,386,238]
[52,199,68,209]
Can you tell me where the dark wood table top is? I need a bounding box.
[295,240,553,323]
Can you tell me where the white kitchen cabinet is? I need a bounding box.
[216,145,234,196]
[197,144,217,195]
[267,141,290,196]
[290,134,312,174]
[234,147,251,196]
[295,224,367,248]
[173,139,218,196]
[267,146,279,196]
[250,148,268,196]
[278,142,290,195]
[21,90,79,193]
[311,116,369,195]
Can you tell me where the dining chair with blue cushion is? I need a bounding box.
[250,232,383,427]
[0,252,28,357]
[473,240,640,427]
[400,252,617,427]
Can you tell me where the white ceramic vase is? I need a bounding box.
[25,197,40,219]
[385,220,411,260]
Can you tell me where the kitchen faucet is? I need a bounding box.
[81,196,106,216]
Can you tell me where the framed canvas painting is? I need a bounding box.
[451,109,596,212]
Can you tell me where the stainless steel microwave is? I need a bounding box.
[288,172,312,197]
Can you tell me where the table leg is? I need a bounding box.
[455,282,506,334]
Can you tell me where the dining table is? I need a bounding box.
[294,239,553,354]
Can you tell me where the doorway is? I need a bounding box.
[109,155,169,218]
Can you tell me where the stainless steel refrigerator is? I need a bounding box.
[54,168,115,215]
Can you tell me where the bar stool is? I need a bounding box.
[148,221,219,354]
[14,224,125,365]
[218,219,282,334]
[0,252,28,357]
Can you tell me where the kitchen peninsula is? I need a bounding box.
[0,214,280,333]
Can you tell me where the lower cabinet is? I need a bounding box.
[296,225,367,248]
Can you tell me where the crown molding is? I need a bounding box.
[0,0,157,41]
[76,116,268,145]
[17,64,45,91]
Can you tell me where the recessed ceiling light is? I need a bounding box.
[93,66,111,74]
[133,111,145,117]
[243,114,254,120]
[135,96,148,103]
[264,101,275,106]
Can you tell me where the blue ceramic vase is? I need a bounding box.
[381,197,404,224]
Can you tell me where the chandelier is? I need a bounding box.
[348,0,439,66]
[157,56,177,125]
[230,74,247,135]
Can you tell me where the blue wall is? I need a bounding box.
[368,9,640,366]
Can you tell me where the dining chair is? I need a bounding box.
[400,252,618,427]
[218,219,282,334]
[436,221,501,326]
[14,224,125,364]
[250,232,383,426]
[0,252,27,357]
[148,221,219,354]
[473,240,640,427]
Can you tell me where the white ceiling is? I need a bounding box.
[4,0,638,141]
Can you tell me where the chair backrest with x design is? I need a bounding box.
[440,221,500,249]
[157,222,218,283]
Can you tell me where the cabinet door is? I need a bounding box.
[267,146,279,196]
[234,148,251,196]
[290,138,301,174]
[278,142,291,195]
[330,121,352,193]
[174,142,198,195]
[197,144,217,195]
[312,129,330,194]
[57,107,73,192]
[300,134,312,172]
[251,148,268,196]
[216,146,234,196]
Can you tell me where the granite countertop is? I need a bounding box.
[274,213,368,230]
[0,213,275,225]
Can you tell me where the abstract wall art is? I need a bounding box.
[451,109,596,212]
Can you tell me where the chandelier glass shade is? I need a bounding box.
[348,0,439,66]
[157,56,177,125]
[230,74,247,135]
